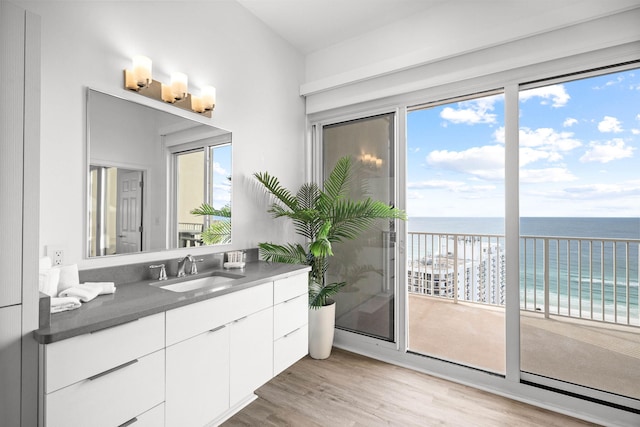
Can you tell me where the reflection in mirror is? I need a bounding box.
[89,166,144,256]
[87,89,231,258]
[173,143,232,247]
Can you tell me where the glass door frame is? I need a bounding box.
[309,106,406,351]
[515,65,640,410]
[305,48,640,424]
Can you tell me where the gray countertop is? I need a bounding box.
[34,261,310,344]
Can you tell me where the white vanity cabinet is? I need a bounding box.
[40,313,165,427]
[273,273,309,376]
[165,281,274,427]
[39,270,309,427]
[229,306,274,406]
[166,324,230,427]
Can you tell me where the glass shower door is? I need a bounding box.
[322,113,397,341]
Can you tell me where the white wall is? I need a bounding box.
[16,0,306,267]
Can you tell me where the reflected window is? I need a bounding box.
[171,140,231,247]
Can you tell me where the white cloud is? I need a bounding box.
[519,147,563,166]
[597,116,623,133]
[636,113,640,121]
[593,76,625,90]
[494,127,581,153]
[552,180,640,200]
[520,167,578,183]
[439,96,500,125]
[632,129,640,135]
[426,145,504,180]
[426,134,582,181]
[212,162,227,176]
[579,138,635,163]
[563,118,578,127]
[519,84,570,108]
[407,180,496,193]
[519,127,582,152]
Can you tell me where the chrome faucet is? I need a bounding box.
[177,255,195,278]
[149,264,167,281]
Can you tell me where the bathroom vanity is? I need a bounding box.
[34,261,310,427]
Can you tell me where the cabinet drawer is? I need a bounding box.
[274,325,308,376]
[166,282,272,346]
[274,273,307,304]
[273,293,307,338]
[44,312,164,393]
[45,349,164,427]
[127,403,165,427]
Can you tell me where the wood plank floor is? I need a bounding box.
[223,348,597,426]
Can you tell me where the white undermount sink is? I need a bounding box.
[151,272,245,293]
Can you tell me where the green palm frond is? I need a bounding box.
[309,280,346,309]
[254,155,407,308]
[258,242,308,265]
[190,202,231,218]
[322,156,351,202]
[253,171,297,211]
[201,220,231,245]
[329,199,405,242]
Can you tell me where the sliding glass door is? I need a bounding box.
[518,68,640,406]
[322,113,398,341]
[405,92,506,374]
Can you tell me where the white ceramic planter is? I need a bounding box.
[308,300,336,359]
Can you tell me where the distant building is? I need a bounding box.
[408,235,505,305]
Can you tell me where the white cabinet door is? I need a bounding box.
[0,306,21,426]
[166,325,230,427]
[229,307,273,406]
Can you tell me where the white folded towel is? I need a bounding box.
[50,297,81,313]
[39,256,52,271]
[39,267,60,297]
[82,282,116,295]
[58,284,101,302]
[56,264,80,293]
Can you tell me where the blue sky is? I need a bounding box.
[211,143,232,209]
[407,68,640,218]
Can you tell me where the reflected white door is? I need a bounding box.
[116,170,143,253]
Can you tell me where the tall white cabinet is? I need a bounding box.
[0,2,41,426]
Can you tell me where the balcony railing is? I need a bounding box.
[408,232,640,326]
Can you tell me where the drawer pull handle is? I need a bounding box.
[284,327,301,338]
[283,294,303,304]
[118,417,138,427]
[90,318,139,334]
[88,359,138,381]
[234,316,248,323]
[209,325,226,333]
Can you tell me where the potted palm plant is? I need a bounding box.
[254,156,406,359]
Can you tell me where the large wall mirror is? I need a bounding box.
[86,89,232,258]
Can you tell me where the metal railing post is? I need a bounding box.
[544,238,550,319]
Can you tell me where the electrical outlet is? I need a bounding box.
[46,246,64,266]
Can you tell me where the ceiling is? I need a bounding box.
[236,0,639,56]
[236,0,446,54]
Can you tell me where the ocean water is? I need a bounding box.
[407,217,640,323]
[408,217,640,239]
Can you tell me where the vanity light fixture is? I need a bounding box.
[123,55,215,118]
[360,153,383,169]
[170,72,188,101]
